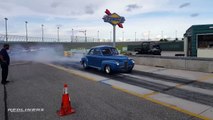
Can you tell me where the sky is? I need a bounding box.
[0,0,213,41]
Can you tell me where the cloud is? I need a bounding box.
[179,2,190,8]
[84,5,95,15]
[0,0,103,18]
[190,13,199,17]
[126,4,142,12]
[50,1,61,8]
[56,24,62,28]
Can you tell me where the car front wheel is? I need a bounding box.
[104,65,111,74]
[127,69,133,73]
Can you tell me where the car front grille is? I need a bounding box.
[124,61,128,70]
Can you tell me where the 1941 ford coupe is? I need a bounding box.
[80,45,135,74]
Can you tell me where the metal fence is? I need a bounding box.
[0,34,112,43]
[0,33,183,43]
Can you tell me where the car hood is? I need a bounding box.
[103,55,129,61]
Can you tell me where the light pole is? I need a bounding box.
[71,28,74,42]
[97,30,99,42]
[41,24,44,42]
[122,31,124,41]
[148,31,150,41]
[78,30,87,42]
[175,30,178,40]
[161,30,164,40]
[85,30,87,42]
[25,21,28,42]
[113,25,116,47]
[57,26,60,42]
[4,18,8,42]
[141,33,143,41]
[110,31,112,42]
[135,32,137,41]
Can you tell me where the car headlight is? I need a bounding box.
[131,59,135,64]
[115,61,120,66]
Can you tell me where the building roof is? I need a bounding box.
[184,24,213,37]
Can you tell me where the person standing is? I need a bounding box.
[0,44,10,85]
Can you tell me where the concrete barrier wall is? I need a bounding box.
[131,55,213,73]
[197,48,213,58]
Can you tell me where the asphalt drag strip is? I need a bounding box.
[0,61,197,120]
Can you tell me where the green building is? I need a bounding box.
[184,24,213,57]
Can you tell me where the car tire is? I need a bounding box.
[82,61,88,69]
[127,68,133,73]
[104,65,111,74]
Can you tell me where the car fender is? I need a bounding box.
[101,60,118,71]
[80,57,88,65]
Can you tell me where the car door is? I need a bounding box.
[86,48,95,66]
[93,48,102,68]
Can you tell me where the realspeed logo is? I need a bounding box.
[103,9,125,28]
[103,13,125,25]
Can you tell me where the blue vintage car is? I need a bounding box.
[80,45,135,74]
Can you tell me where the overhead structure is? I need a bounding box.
[103,9,125,47]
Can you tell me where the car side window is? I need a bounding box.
[88,49,94,55]
[102,48,111,55]
[94,48,101,55]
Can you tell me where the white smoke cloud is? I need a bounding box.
[10,44,84,63]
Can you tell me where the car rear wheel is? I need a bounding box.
[82,61,88,69]
[104,65,111,74]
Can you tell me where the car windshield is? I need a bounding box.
[111,48,119,55]
[101,48,119,56]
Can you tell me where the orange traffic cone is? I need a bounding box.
[57,84,75,116]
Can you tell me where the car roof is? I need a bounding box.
[91,45,114,49]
